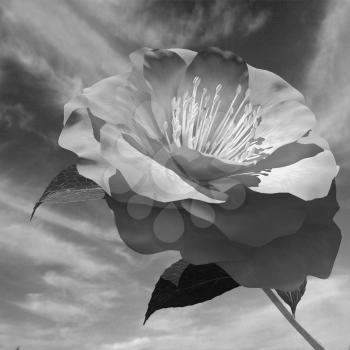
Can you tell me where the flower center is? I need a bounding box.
[163,76,263,164]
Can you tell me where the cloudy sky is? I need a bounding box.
[0,0,350,349]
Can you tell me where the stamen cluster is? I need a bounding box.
[164,76,262,164]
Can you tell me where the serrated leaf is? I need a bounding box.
[275,279,307,317]
[31,164,105,219]
[144,259,240,324]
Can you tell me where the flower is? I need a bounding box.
[59,47,340,291]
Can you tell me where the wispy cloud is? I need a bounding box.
[0,223,116,277]
[1,0,130,81]
[305,0,350,154]
[16,293,91,323]
[100,275,350,350]
[42,271,121,309]
[0,180,118,242]
[0,191,148,349]
[116,0,271,47]
[96,274,350,350]
[101,337,152,350]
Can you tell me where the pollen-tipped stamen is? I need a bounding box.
[166,76,263,164]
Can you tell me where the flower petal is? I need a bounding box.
[218,221,341,290]
[298,130,330,150]
[168,48,197,66]
[177,48,249,137]
[209,131,333,198]
[132,100,163,140]
[64,73,142,127]
[181,47,248,96]
[209,140,324,193]
[170,146,244,181]
[137,48,188,129]
[64,69,168,148]
[106,195,254,259]
[100,123,224,203]
[182,189,306,247]
[248,150,339,201]
[254,100,316,153]
[58,110,115,194]
[106,195,340,291]
[248,65,305,106]
[106,196,172,254]
[250,141,323,171]
[248,65,316,153]
[305,180,339,224]
[143,49,187,101]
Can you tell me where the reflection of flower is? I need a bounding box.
[59,47,340,291]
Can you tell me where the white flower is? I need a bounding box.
[59,47,340,290]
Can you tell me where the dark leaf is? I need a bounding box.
[275,279,307,317]
[31,164,105,219]
[144,259,240,324]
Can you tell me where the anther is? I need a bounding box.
[166,76,263,164]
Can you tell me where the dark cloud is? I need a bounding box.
[122,0,272,48]
[212,0,329,88]
[0,56,75,186]
[0,58,62,124]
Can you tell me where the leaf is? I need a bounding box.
[31,164,105,219]
[275,279,307,317]
[144,259,240,324]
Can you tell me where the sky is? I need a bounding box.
[0,0,350,349]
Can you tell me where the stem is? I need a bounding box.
[263,288,325,350]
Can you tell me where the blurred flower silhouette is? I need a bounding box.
[59,47,340,291]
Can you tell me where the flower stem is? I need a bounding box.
[262,288,325,350]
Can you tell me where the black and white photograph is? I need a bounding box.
[0,0,349,349]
